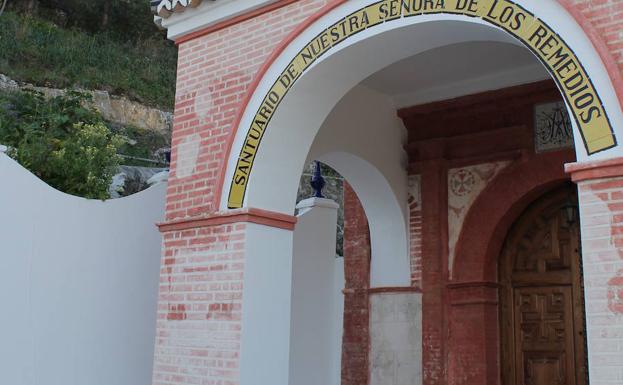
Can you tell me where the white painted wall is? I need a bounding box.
[0,153,165,385]
[309,85,410,288]
[290,198,344,385]
[370,293,423,385]
[162,0,278,40]
[239,222,295,385]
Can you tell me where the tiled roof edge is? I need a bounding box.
[151,0,204,19]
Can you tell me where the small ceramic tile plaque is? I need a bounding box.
[535,101,574,153]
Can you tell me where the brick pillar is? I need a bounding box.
[342,183,371,385]
[152,211,297,385]
[419,160,448,385]
[446,283,499,385]
[567,158,623,384]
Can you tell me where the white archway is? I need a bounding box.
[309,85,410,287]
[222,0,623,287]
[209,2,623,383]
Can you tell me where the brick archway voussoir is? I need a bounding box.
[452,150,576,283]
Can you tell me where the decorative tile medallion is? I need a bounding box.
[535,101,574,153]
[449,169,476,197]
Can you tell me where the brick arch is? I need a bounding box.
[557,0,623,106]
[447,150,576,385]
[219,0,623,213]
[452,150,576,284]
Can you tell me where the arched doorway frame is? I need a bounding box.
[217,0,623,288]
[497,183,587,385]
[450,150,576,385]
[453,151,576,283]
[220,0,623,209]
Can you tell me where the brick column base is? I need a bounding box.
[446,282,499,385]
[152,209,296,385]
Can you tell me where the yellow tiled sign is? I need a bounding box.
[228,0,617,209]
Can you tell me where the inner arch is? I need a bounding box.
[223,1,623,212]
[235,20,521,213]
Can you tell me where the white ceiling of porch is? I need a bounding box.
[362,41,551,108]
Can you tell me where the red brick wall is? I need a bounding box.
[577,176,623,383]
[402,77,580,385]
[164,0,623,221]
[153,223,246,385]
[157,1,623,384]
[341,183,371,385]
[419,162,448,385]
[567,0,623,73]
[166,0,329,221]
[409,180,423,289]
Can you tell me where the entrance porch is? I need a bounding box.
[152,1,623,384]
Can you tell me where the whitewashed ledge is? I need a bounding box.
[151,0,204,18]
[153,0,279,40]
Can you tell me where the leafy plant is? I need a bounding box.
[115,124,170,167]
[0,89,125,199]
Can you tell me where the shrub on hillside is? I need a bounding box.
[0,89,124,199]
[10,0,160,41]
[0,11,176,109]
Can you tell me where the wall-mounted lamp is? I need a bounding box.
[562,199,578,226]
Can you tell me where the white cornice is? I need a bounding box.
[159,0,279,41]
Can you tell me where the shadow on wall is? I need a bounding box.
[0,152,165,385]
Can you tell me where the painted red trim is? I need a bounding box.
[565,157,623,182]
[557,0,623,109]
[213,0,346,211]
[368,286,423,294]
[209,0,623,211]
[158,207,297,232]
[175,0,298,45]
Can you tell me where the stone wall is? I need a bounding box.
[370,292,423,385]
[0,73,172,134]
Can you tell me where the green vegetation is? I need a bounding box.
[6,0,166,41]
[0,1,173,198]
[0,4,176,109]
[0,89,125,199]
[116,124,170,167]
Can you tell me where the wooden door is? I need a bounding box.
[500,185,587,385]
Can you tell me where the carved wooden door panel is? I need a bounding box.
[513,286,575,385]
[500,185,587,385]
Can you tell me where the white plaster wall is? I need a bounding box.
[162,0,278,40]
[308,86,411,288]
[290,198,344,385]
[332,256,345,385]
[240,223,295,385]
[0,153,165,385]
[309,85,408,223]
[370,293,423,385]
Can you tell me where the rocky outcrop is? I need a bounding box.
[0,73,172,134]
